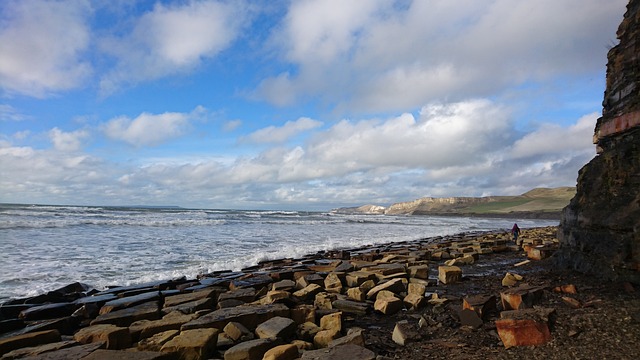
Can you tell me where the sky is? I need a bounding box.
[0,0,629,210]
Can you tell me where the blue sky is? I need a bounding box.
[0,0,628,210]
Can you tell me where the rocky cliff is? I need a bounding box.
[556,0,640,282]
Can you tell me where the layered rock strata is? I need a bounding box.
[557,0,640,282]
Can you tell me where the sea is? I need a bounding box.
[0,203,558,303]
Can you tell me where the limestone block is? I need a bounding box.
[224,321,251,341]
[495,308,555,348]
[160,328,218,360]
[313,328,340,348]
[81,349,173,360]
[223,338,276,360]
[262,290,290,305]
[320,311,342,332]
[361,263,406,276]
[74,324,131,350]
[292,284,323,301]
[162,297,213,315]
[462,295,496,320]
[263,343,299,360]
[91,301,160,327]
[291,339,314,351]
[219,288,256,303]
[324,273,343,293]
[2,341,99,360]
[375,290,397,300]
[331,299,369,315]
[500,285,545,310]
[163,288,218,308]
[314,292,337,310]
[181,303,290,331]
[373,297,403,315]
[344,271,377,287]
[255,316,296,340]
[403,293,425,310]
[437,266,462,285]
[300,344,375,360]
[366,278,406,299]
[0,330,61,357]
[328,328,365,347]
[130,312,196,341]
[407,283,426,296]
[346,287,366,302]
[99,292,160,315]
[271,279,296,292]
[297,321,321,342]
[408,265,429,279]
[359,279,376,293]
[137,330,179,351]
[391,321,419,346]
[290,304,315,325]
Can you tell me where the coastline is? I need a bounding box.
[1,226,638,359]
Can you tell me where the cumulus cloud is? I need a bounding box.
[99,0,251,94]
[102,106,205,146]
[0,100,598,209]
[48,127,89,152]
[243,117,323,144]
[0,0,92,97]
[256,0,625,113]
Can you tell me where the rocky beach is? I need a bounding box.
[1,226,639,359]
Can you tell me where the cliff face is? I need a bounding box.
[384,196,498,215]
[557,0,640,282]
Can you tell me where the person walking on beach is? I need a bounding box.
[511,223,521,245]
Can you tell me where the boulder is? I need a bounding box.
[271,280,296,292]
[262,343,299,360]
[292,284,323,302]
[163,288,219,308]
[81,349,173,360]
[500,285,545,310]
[366,278,405,299]
[19,303,77,321]
[160,328,219,360]
[300,344,375,360]
[462,295,496,319]
[74,324,131,350]
[314,293,337,310]
[392,321,419,346]
[162,297,213,315]
[407,265,429,279]
[0,340,77,359]
[331,299,369,315]
[346,287,366,302]
[181,303,289,331]
[403,293,426,310]
[290,305,315,325]
[313,328,340,348]
[344,272,377,288]
[438,266,462,285]
[99,292,160,315]
[129,312,196,341]
[219,288,256,303]
[0,330,62,357]
[296,321,321,342]
[495,308,555,348]
[374,297,403,315]
[223,338,277,360]
[328,328,365,347]
[320,311,342,332]
[224,321,251,341]
[137,330,179,351]
[323,273,343,293]
[91,301,160,327]
[407,283,426,296]
[255,316,296,340]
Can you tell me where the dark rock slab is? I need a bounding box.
[181,303,290,331]
[0,330,61,357]
[91,301,160,327]
[99,292,160,315]
[15,341,104,360]
[300,344,376,360]
[19,303,77,321]
[229,274,273,290]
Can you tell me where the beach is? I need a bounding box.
[1,225,639,359]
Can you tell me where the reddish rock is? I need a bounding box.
[495,308,555,349]
[500,285,545,310]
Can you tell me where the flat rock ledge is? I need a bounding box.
[1,226,639,359]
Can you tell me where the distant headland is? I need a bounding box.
[331,187,576,219]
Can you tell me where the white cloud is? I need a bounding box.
[0,105,29,122]
[48,127,89,152]
[0,0,92,97]
[223,119,242,132]
[244,117,323,144]
[99,0,251,94]
[102,107,205,147]
[256,0,626,113]
[511,112,597,158]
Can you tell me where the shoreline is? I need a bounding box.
[1,226,638,359]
